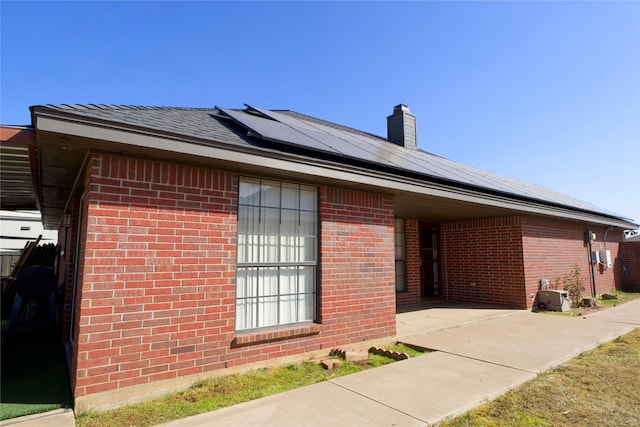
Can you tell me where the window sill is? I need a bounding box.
[232,324,320,348]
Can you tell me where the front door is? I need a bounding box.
[420,224,440,297]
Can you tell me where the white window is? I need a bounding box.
[236,178,317,330]
[395,218,406,292]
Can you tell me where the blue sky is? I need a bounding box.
[2,1,639,225]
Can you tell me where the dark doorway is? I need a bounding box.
[420,224,440,298]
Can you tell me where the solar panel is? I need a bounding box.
[219,105,618,216]
[258,106,488,186]
[247,106,399,166]
[219,108,341,155]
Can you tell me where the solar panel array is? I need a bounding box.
[35,104,626,220]
[219,105,618,217]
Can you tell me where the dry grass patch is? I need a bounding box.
[440,328,640,426]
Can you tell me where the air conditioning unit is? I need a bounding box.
[537,290,570,312]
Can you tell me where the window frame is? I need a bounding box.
[235,177,319,331]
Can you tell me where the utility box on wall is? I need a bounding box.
[600,250,612,268]
[538,290,570,312]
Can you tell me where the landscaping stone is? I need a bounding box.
[601,293,618,300]
[329,347,370,363]
[368,346,409,361]
[321,359,343,370]
[344,349,369,363]
[308,357,329,365]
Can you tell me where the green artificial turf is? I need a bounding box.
[1,329,72,420]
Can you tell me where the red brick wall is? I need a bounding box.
[619,240,640,291]
[319,187,397,344]
[74,155,238,397]
[71,155,396,400]
[522,217,621,306]
[440,217,527,308]
[396,219,422,307]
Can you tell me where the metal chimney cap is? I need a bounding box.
[387,104,417,150]
[393,104,410,113]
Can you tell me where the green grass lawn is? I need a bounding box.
[0,329,72,420]
[76,343,425,427]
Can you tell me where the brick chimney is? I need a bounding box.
[387,104,417,150]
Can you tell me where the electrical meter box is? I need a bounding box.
[538,290,570,312]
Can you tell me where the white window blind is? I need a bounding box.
[236,178,317,330]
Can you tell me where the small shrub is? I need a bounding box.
[561,264,585,308]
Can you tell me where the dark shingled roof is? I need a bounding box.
[34,103,630,222]
[37,104,252,148]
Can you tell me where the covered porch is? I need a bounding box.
[395,300,523,340]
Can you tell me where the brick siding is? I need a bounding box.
[440,216,527,308]
[71,155,396,400]
[64,151,629,402]
[319,187,397,345]
[438,215,623,310]
[522,217,621,305]
[395,219,421,307]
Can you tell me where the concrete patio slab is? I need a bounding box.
[400,308,639,373]
[396,302,521,338]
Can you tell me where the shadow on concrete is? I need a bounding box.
[395,299,523,339]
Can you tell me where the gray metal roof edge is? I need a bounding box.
[31,104,637,228]
[360,158,639,228]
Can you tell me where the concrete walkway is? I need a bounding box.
[0,409,74,427]
[158,299,640,427]
[3,300,637,427]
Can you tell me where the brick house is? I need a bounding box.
[2,103,637,408]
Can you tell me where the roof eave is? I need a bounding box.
[0,126,40,211]
[31,107,638,230]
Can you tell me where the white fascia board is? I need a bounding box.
[35,115,636,229]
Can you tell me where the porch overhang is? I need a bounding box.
[0,126,38,211]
